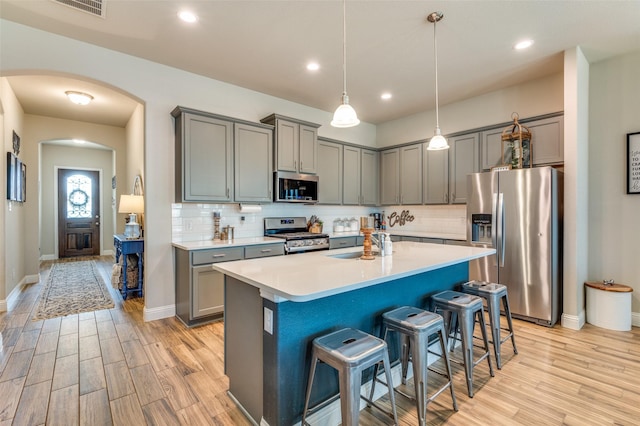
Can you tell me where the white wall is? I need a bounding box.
[589,49,640,315]
[1,77,26,309]
[0,19,376,320]
[376,73,564,147]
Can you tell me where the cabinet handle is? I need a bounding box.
[226,188,230,198]
[260,249,272,253]
[451,193,455,202]
[340,241,348,246]
[212,254,226,258]
[300,160,303,169]
[294,160,297,170]
[445,193,448,203]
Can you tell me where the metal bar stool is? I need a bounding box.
[431,290,495,397]
[460,281,518,369]
[302,328,398,426]
[370,307,458,426]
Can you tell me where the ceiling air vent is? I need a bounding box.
[52,0,106,18]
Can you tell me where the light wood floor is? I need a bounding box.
[1,257,639,425]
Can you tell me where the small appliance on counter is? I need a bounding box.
[265,217,329,254]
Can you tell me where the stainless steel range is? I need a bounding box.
[264,217,329,254]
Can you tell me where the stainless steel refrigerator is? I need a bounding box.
[467,167,563,326]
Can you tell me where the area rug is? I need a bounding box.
[32,260,114,320]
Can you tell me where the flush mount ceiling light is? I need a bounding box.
[514,39,534,50]
[306,62,320,71]
[426,12,449,151]
[178,10,198,23]
[65,91,93,105]
[381,93,392,100]
[331,0,359,128]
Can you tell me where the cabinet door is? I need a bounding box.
[343,146,361,205]
[380,149,400,205]
[449,133,480,204]
[234,123,273,202]
[423,145,449,204]
[361,149,379,206]
[275,120,299,172]
[299,124,318,174]
[400,144,423,204]
[481,127,508,171]
[529,116,564,165]
[180,113,233,202]
[317,140,343,204]
[192,265,224,318]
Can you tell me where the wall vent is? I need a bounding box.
[52,0,106,18]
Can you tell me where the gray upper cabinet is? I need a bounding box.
[173,107,233,202]
[449,133,480,204]
[234,123,273,202]
[480,127,507,171]
[361,149,379,206]
[423,144,449,204]
[317,139,343,204]
[528,116,564,165]
[482,114,564,170]
[261,114,320,174]
[380,148,400,205]
[343,145,361,205]
[400,144,423,204]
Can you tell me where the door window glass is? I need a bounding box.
[66,174,92,218]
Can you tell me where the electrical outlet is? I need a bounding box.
[264,307,273,334]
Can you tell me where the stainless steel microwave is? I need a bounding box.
[274,171,319,203]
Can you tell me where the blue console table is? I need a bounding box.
[114,234,144,299]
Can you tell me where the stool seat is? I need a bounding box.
[460,281,518,369]
[371,306,457,426]
[431,290,494,398]
[302,328,398,426]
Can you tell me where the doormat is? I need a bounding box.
[32,260,114,320]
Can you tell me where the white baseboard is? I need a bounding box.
[632,312,640,328]
[25,274,39,284]
[561,310,585,330]
[143,304,176,322]
[103,249,114,256]
[4,277,29,312]
[40,254,56,261]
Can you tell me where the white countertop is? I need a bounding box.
[172,236,283,251]
[212,241,494,303]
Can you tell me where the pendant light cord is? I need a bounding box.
[433,16,440,131]
[342,0,347,97]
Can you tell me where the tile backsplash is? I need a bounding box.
[172,203,466,242]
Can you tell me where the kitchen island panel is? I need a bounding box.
[227,262,468,426]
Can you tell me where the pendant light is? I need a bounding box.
[331,0,360,128]
[426,12,449,150]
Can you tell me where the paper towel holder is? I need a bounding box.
[238,203,262,213]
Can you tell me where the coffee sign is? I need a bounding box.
[388,210,415,227]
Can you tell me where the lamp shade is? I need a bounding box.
[427,131,449,151]
[331,95,360,128]
[118,194,144,214]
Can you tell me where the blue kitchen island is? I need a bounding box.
[213,242,495,426]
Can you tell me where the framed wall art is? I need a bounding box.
[628,132,640,194]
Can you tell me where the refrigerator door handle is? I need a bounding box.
[497,192,505,267]
[491,193,498,251]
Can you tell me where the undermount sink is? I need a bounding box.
[327,252,364,259]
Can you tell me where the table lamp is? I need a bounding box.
[119,194,144,238]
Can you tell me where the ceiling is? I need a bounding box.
[1,0,640,128]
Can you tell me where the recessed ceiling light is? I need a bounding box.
[514,39,534,50]
[65,91,93,105]
[306,62,320,71]
[178,10,198,23]
[381,93,392,100]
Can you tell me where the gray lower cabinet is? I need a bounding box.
[173,108,233,202]
[317,140,343,204]
[449,133,480,204]
[175,243,283,326]
[329,236,357,249]
[234,123,273,202]
[445,239,468,246]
